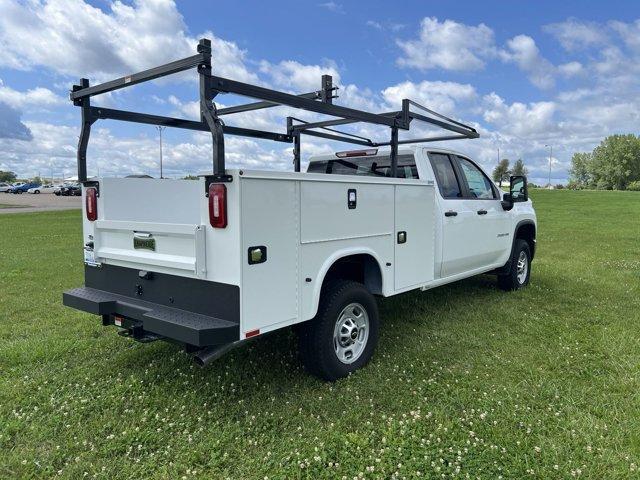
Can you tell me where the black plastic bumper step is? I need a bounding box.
[63,287,239,347]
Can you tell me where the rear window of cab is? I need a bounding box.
[307,154,418,179]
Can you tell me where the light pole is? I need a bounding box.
[544,144,552,189]
[156,126,166,179]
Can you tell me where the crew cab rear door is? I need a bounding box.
[427,152,509,278]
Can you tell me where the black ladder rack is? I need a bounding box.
[70,38,479,182]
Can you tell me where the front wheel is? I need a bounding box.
[498,239,531,291]
[298,280,379,381]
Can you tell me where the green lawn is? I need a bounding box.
[1,190,639,479]
[0,204,28,209]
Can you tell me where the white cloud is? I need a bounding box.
[318,2,345,14]
[381,81,477,116]
[557,61,584,77]
[500,35,556,89]
[543,19,608,51]
[609,19,640,51]
[0,79,65,109]
[396,17,496,71]
[366,20,404,32]
[259,60,341,93]
[482,93,556,138]
[0,0,257,83]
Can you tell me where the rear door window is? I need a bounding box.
[428,153,462,199]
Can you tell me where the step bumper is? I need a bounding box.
[64,287,239,347]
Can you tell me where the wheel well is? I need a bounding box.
[515,222,536,259]
[322,254,383,295]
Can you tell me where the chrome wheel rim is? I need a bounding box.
[516,251,528,284]
[333,303,369,364]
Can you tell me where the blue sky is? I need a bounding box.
[0,0,639,184]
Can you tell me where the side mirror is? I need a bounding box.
[501,176,528,210]
[501,192,513,211]
[510,175,528,202]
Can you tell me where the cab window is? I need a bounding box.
[456,157,497,199]
[307,154,418,178]
[428,153,462,199]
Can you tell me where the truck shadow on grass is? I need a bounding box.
[125,273,509,399]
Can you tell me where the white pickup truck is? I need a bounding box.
[63,40,536,380]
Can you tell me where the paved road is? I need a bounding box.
[0,192,81,214]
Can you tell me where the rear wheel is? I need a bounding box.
[498,239,531,291]
[298,280,379,381]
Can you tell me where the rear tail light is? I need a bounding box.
[85,187,97,221]
[208,183,227,228]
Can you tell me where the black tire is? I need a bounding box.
[498,239,531,291]
[298,280,379,381]
[34,190,40,194]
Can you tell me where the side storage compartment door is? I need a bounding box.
[240,178,298,336]
[394,183,435,290]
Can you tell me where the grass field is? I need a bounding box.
[0,204,28,209]
[1,190,639,479]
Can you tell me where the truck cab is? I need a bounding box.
[307,146,536,284]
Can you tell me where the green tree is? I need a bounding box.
[569,152,593,188]
[590,134,640,190]
[492,159,510,187]
[512,159,528,176]
[0,170,17,183]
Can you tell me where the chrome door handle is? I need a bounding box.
[444,210,458,217]
[477,209,488,215]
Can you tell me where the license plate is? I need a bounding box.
[133,235,155,251]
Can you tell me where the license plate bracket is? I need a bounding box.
[133,233,155,251]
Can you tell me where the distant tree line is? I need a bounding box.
[569,134,640,191]
[492,159,528,187]
[0,170,17,183]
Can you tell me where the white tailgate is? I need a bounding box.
[93,178,206,277]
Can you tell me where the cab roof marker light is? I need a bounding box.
[335,148,378,158]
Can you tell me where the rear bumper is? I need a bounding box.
[63,264,240,347]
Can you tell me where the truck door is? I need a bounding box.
[427,152,479,277]
[453,155,511,268]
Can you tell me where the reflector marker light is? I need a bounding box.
[208,183,227,228]
[85,187,97,221]
[245,329,260,338]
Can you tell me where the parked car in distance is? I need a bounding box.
[9,182,41,194]
[0,182,13,192]
[28,184,58,194]
[56,184,81,196]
